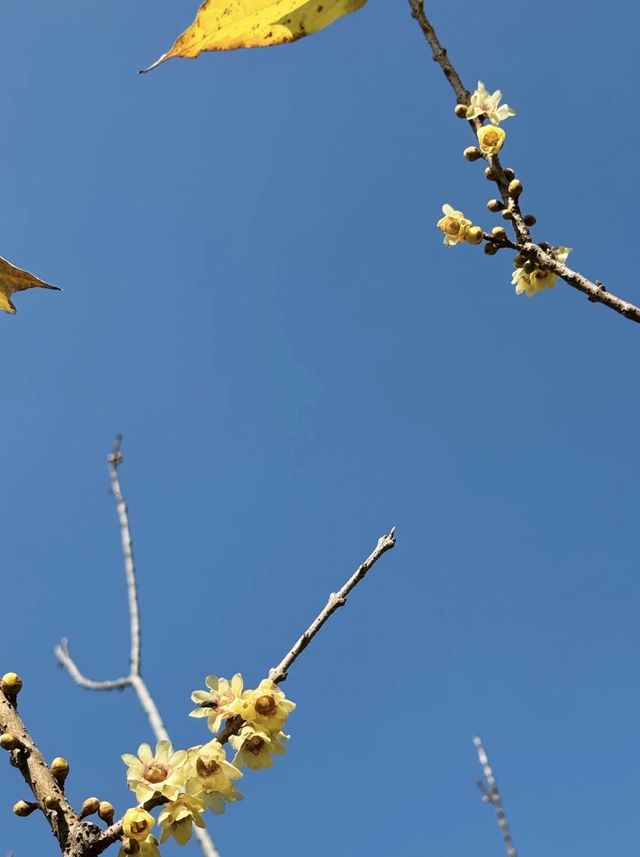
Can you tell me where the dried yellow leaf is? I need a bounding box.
[142,0,369,72]
[0,256,60,315]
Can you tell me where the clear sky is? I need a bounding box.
[1,2,639,855]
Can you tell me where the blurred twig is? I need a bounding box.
[473,737,518,857]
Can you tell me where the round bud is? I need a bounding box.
[44,795,60,811]
[13,800,37,817]
[98,801,115,824]
[514,254,528,267]
[508,179,523,197]
[524,261,536,274]
[484,243,499,256]
[50,757,69,785]
[523,214,537,226]
[491,226,507,240]
[501,210,514,221]
[487,199,504,212]
[454,103,469,118]
[0,733,21,751]
[484,167,497,180]
[503,168,515,181]
[466,226,483,245]
[79,797,100,819]
[2,673,23,697]
[463,146,482,162]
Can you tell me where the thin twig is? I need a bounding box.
[473,737,518,857]
[407,0,640,325]
[55,438,220,857]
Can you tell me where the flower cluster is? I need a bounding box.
[512,247,572,297]
[120,674,295,852]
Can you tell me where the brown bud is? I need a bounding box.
[487,199,504,212]
[13,800,38,817]
[0,733,21,751]
[508,179,523,197]
[503,168,515,181]
[514,254,528,267]
[50,757,69,786]
[98,801,115,824]
[491,226,507,240]
[2,673,23,698]
[44,795,61,811]
[484,167,497,180]
[79,797,101,819]
[463,146,482,162]
[483,243,499,256]
[524,261,537,274]
[454,103,469,118]
[523,214,537,226]
[501,209,514,221]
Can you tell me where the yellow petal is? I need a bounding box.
[142,0,369,72]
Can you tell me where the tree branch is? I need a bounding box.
[407,0,640,325]
[473,737,518,857]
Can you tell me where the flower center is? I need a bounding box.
[131,819,149,836]
[255,694,277,716]
[483,130,499,147]
[442,217,460,236]
[196,758,221,778]
[143,761,169,784]
[245,736,265,755]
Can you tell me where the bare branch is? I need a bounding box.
[407,0,640,326]
[473,737,518,857]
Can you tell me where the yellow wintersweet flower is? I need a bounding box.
[437,204,471,246]
[185,740,243,814]
[229,725,288,771]
[512,247,572,297]
[118,835,160,857]
[158,794,206,846]
[122,807,155,842]
[466,81,516,125]
[190,674,244,734]
[228,678,296,732]
[477,125,506,155]
[122,740,188,803]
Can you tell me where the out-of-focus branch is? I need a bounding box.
[97,527,397,850]
[407,0,640,326]
[55,437,219,857]
[473,737,518,857]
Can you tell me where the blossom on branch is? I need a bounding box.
[190,673,244,734]
[437,204,472,246]
[466,81,516,125]
[158,794,206,845]
[227,678,296,732]
[512,246,572,296]
[122,807,155,842]
[122,740,188,803]
[229,725,288,771]
[477,125,506,155]
[185,739,243,814]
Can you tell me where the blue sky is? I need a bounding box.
[1,1,639,855]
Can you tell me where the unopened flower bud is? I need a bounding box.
[463,146,482,161]
[454,103,469,118]
[2,673,23,698]
[50,757,69,786]
[98,801,115,824]
[514,254,528,267]
[79,797,100,819]
[484,243,499,256]
[491,226,507,240]
[524,261,537,274]
[523,214,537,226]
[508,179,523,197]
[503,168,515,181]
[0,733,21,751]
[466,226,483,245]
[13,800,37,817]
[44,795,60,811]
[487,199,504,212]
[501,209,514,221]
[484,167,497,180]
